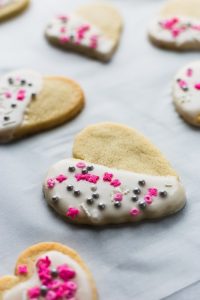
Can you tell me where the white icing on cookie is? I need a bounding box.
[3,251,93,300]
[0,0,17,7]
[43,159,186,225]
[149,16,200,47]
[46,14,114,55]
[0,70,43,142]
[173,61,200,125]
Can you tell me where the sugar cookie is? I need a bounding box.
[45,2,123,62]
[0,0,29,21]
[0,242,98,300]
[0,69,84,142]
[173,61,200,126]
[43,123,186,225]
[149,0,200,50]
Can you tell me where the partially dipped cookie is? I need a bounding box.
[45,2,123,62]
[0,242,98,300]
[0,0,29,21]
[173,61,200,126]
[0,69,84,142]
[43,123,186,225]
[149,0,200,50]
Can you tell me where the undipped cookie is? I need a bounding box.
[0,0,29,21]
[43,123,186,225]
[149,0,200,50]
[0,242,98,300]
[0,69,84,142]
[45,2,123,62]
[173,61,200,126]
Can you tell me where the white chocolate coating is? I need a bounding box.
[149,16,200,48]
[46,14,114,55]
[43,159,186,225]
[173,61,200,125]
[3,251,93,300]
[0,70,43,142]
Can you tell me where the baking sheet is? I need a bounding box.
[0,0,200,299]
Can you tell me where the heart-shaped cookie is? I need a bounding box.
[45,2,123,62]
[173,61,200,126]
[0,242,98,300]
[0,69,84,143]
[0,0,29,21]
[148,0,200,50]
[43,123,186,225]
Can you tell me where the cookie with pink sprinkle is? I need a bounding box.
[148,0,200,51]
[0,242,98,300]
[173,61,200,126]
[43,122,186,225]
[45,2,123,62]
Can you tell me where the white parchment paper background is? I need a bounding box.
[0,0,200,299]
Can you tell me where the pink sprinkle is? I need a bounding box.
[161,17,179,30]
[171,28,181,37]
[77,25,90,39]
[144,195,153,205]
[130,208,140,216]
[60,27,66,33]
[17,92,25,101]
[4,92,12,98]
[66,207,80,219]
[110,179,121,187]
[47,178,56,188]
[186,68,193,77]
[59,36,69,44]
[36,256,51,270]
[194,83,200,90]
[56,174,67,183]
[66,281,77,292]
[57,265,76,281]
[87,174,99,184]
[76,162,86,169]
[148,188,158,197]
[17,264,28,275]
[191,25,200,31]
[114,193,123,201]
[27,286,40,299]
[90,35,98,49]
[58,15,68,22]
[178,79,187,89]
[46,290,57,300]
[103,172,113,182]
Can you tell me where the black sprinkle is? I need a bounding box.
[86,197,94,205]
[138,180,146,187]
[68,166,75,172]
[74,190,81,197]
[138,201,146,210]
[4,116,9,121]
[40,285,48,296]
[82,168,88,174]
[131,196,138,202]
[98,203,106,210]
[87,165,94,171]
[8,78,13,85]
[133,188,141,195]
[92,193,99,199]
[159,191,168,198]
[11,103,17,108]
[66,185,73,191]
[114,202,121,208]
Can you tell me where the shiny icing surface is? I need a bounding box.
[0,70,43,142]
[173,61,200,122]
[3,251,93,300]
[149,16,200,46]
[43,159,186,225]
[46,14,114,54]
